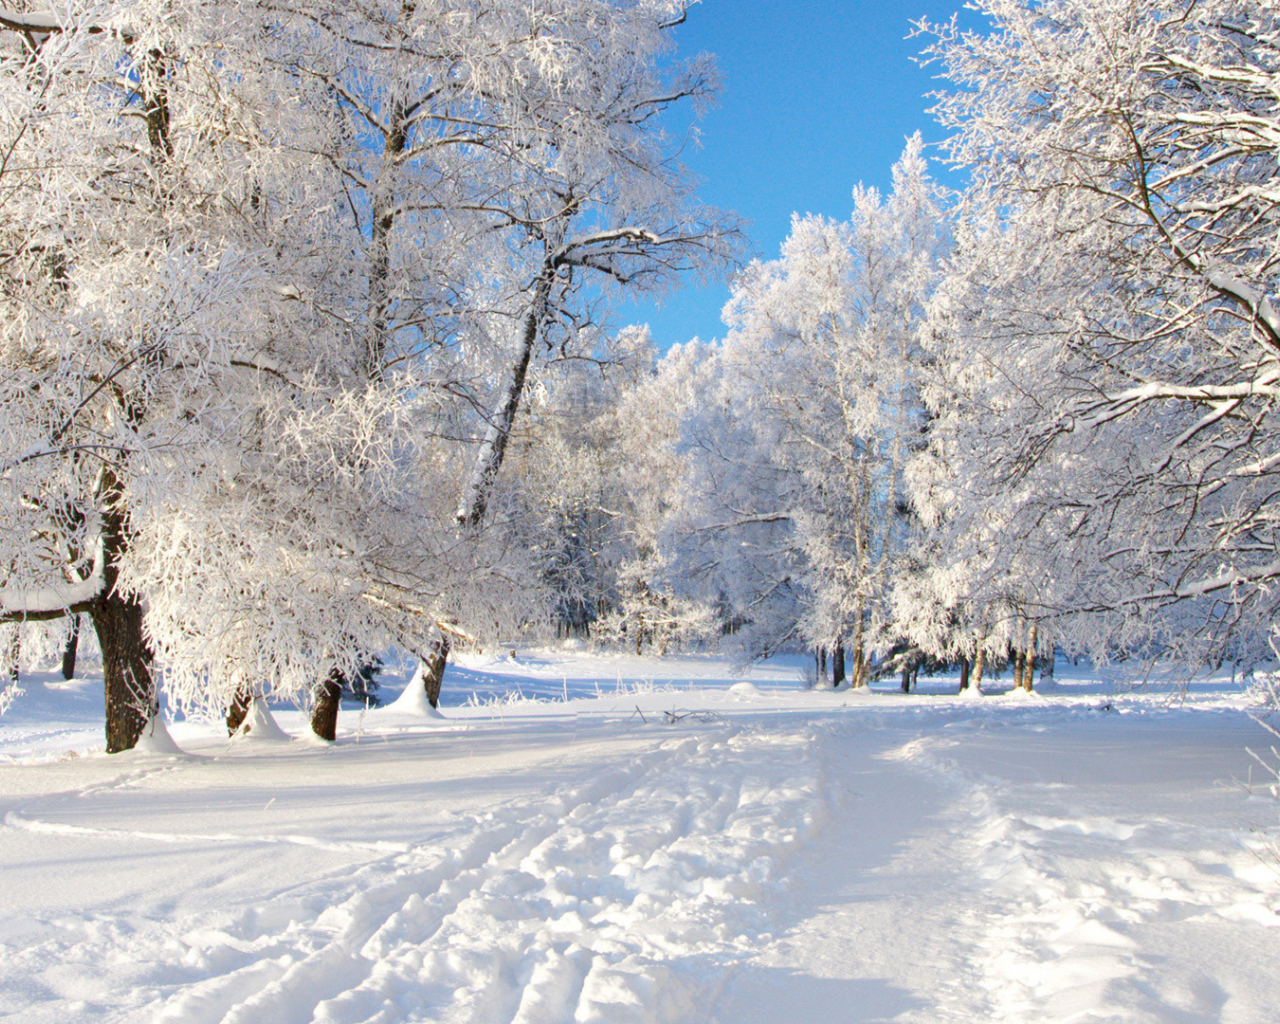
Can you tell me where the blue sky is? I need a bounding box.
[626,0,986,350]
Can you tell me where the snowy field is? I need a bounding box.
[1,650,1278,1023]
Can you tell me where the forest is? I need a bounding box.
[1,3,1278,1023]
[3,0,1274,749]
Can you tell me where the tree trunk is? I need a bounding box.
[457,276,552,528]
[60,614,80,680]
[1024,622,1038,691]
[5,625,17,684]
[1041,643,1055,680]
[901,661,911,693]
[832,641,845,688]
[311,669,343,741]
[226,683,253,735]
[423,634,451,708]
[88,589,156,754]
[85,501,157,753]
[850,599,867,687]
[972,648,986,690]
[958,655,970,692]
[1013,648,1026,690]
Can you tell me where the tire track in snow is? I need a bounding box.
[134,724,828,1024]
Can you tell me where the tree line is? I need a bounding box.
[503,0,1280,694]
[2,0,1276,748]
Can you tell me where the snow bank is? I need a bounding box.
[132,715,184,755]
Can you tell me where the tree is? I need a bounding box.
[0,1,740,744]
[914,0,1280,668]
[650,138,947,678]
[450,0,744,529]
[498,326,659,640]
[239,0,739,719]
[0,1,303,749]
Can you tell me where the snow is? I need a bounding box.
[0,8,62,33]
[132,715,185,755]
[232,698,291,742]
[1,651,1278,1023]
[383,662,446,719]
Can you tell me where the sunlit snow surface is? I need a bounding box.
[1,651,1277,1023]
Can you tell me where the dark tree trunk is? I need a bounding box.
[60,614,80,680]
[1013,649,1026,690]
[832,642,845,688]
[958,655,970,691]
[422,634,451,709]
[6,625,18,684]
[901,663,911,693]
[85,501,157,753]
[89,589,155,754]
[226,683,253,735]
[311,669,343,741]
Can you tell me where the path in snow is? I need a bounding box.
[715,708,1279,1024]
[1,715,829,1024]
[0,655,1277,1023]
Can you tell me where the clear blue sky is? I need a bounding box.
[627,0,986,350]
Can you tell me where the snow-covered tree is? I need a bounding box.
[0,1,330,749]
[494,326,659,640]
[654,138,947,679]
[0,0,740,745]
[913,0,1280,669]
[445,0,745,530]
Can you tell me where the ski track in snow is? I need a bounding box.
[1,725,827,1024]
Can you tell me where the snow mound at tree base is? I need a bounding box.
[385,663,446,718]
[132,717,184,755]
[233,698,290,742]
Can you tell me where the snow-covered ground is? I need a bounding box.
[1,650,1277,1023]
